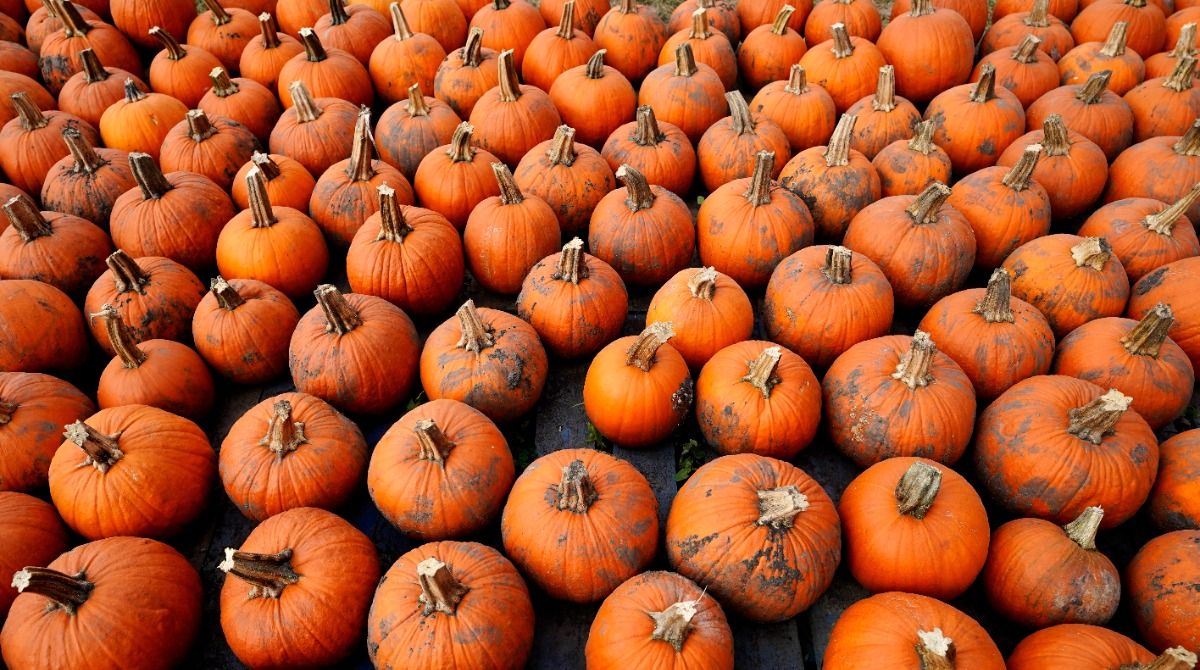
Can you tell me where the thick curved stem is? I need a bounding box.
[209,67,239,97]
[755,485,809,529]
[674,42,699,77]
[492,162,524,205]
[822,246,852,284]
[346,107,377,182]
[405,84,430,116]
[1145,182,1200,235]
[906,182,951,225]
[10,568,93,615]
[741,346,782,399]
[785,64,809,94]
[688,267,718,300]
[771,4,795,34]
[1176,120,1200,157]
[626,322,675,371]
[314,284,363,335]
[462,27,485,67]
[632,106,664,146]
[973,268,1015,323]
[185,109,218,142]
[891,331,937,389]
[417,557,470,615]
[555,459,597,512]
[447,122,476,162]
[414,419,454,466]
[289,81,322,123]
[557,0,577,38]
[547,125,577,166]
[91,304,146,369]
[1144,648,1199,670]
[54,0,91,37]
[830,23,854,58]
[245,167,278,228]
[455,300,496,353]
[389,2,414,39]
[327,0,350,25]
[824,114,856,167]
[1001,144,1042,191]
[376,184,412,242]
[650,601,698,652]
[1062,506,1104,550]
[200,0,233,24]
[149,25,188,60]
[10,92,47,131]
[1121,303,1175,358]
[210,276,246,310]
[122,78,147,103]
[553,238,588,283]
[744,151,775,206]
[727,91,756,136]
[907,119,936,154]
[969,64,998,103]
[616,165,655,212]
[218,548,300,599]
[2,195,53,242]
[1164,57,1197,93]
[1071,237,1112,271]
[1012,34,1042,63]
[916,629,956,670]
[872,65,896,111]
[298,27,328,62]
[1168,23,1197,59]
[585,49,607,79]
[1076,71,1112,104]
[258,399,308,457]
[129,152,174,200]
[63,420,123,473]
[78,49,109,83]
[257,11,282,49]
[1041,114,1071,156]
[106,250,150,294]
[689,7,712,39]
[1100,21,1129,57]
[252,152,282,181]
[496,49,520,102]
[1067,389,1132,444]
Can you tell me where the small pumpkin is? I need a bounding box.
[876,0,975,105]
[370,3,446,101]
[238,11,304,93]
[0,280,88,373]
[1026,70,1135,161]
[594,0,669,82]
[160,109,258,193]
[1126,530,1200,654]
[268,80,359,177]
[199,67,283,142]
[600,105,697,196]
[639,42,726,143]
[413,121,502,231]
[98,79,189,162]
[738,5,808,91]
[780,113,881,241]
[588,164,695,286]
[995,0,1079,22]
[41,126,135,229]
[433,27,499,119]
[669,0,740,44]
[277,27,373,108]
[471,0,543,70]
[470,49,563,166]
[1147,21,1196,78]
[377,85,462,180]
[892,0,989,40]
[1128,256,1200,370]
[192,277,300,384]
[981,0,1076,60]
[697,91,790,191]
[0,492,67,616]
[1007,624,1190,670]
[659,8,737,90]
[976,34,1061,107]
[947,143,1051,269]
[463,162,559,294]
[0,92,99,197]
[147,26,223,109]
[513,124,617,234]
[844,65,922,160]
[314,0,391,66]
[401,0,469,52]
[1125,57,1200,141]
[37,0,139,95]
[523,0,600,92]
[647,267,753,370]
[1078,185,1200,282]
[1003,234,1130,337]
[1148,428,1200,530]
[84,250,206,355]
[232,152,315,211]
[872,119,953,197]
[996,112,1108,220]
[0,193,110,296]
[1105,120,1200,224]
[189,0,259,72]
[549,50,637,148]
[111,0,197,49]
[805,0,881,42]
[1071,0,1167,59]
[0,373,94,492]
[799,22,887,113]
[1059,21,1146,94]
[749,64,837,152]
[925,63,1026,177]
[57,48,144,130]
[277,0,327,36]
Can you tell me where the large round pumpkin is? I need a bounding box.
[40,126,135,231]
[924,63,1026,177]
[191,277,300,384]
[1126,530,1200,653]
[996,113,1108,220]
[779,113,881,242]
[0,491,67,617]
[946,142,1050,269]
[750,64,838,153]
[0,194,111,297]
[876,0,975,104]
[1077,188,1200,284]
[0,373,94,492]
[844,65,922,160]
[588,164,695,286]
[871,120,952,197]
[413,121,502,231]
[1003,234,1130,338]
[1149,429,1200,531]
[469,49,562,166]
[600,104,697,196]
[514,124,616,234]
[462,162,560,295]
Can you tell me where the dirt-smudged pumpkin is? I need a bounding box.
[0,492,67,617]
[469,49,562,166]
[0,280,88,373]
[1006,624,1184,670]
[946,143,1051,269]
[1128,256,1200,371]
[750,64,837,153]
[638,42,726,144]
[83,250,206,355]
[1003,234,1130,338]
[1148,428,1200,531]
[600,105,696,197]
[433,27,500,119]
[996,113,1108,220]
[589,164,695,286]
[146,26,223,110]
[192,277,299,385]
[0,91,99,197]
[0,373,93,492]
[646,267,753,370]
[0,193,111,297]
[1126,529,1200,654]
[57,48,144,130]
[594,0,670,82]
[40,126,136,230]
[779,113,880,242]
[844,65,921,160]
[376,84,462,180]
[199,67,283,142]
[268,80,359,177]
[974,34,1060,108]
[1025,70,1134,161]
[1078,184,1200,283]
[659,8,737,90]
[239,12,304,93]
[37,0,140,95]
[924,63,1026,177]
[413,121,502,231]
[872,119,953,197]
[980,0,1076,60]
[697,91,790,193]
[513,124,616,235]
[159,109,258,193]
[798,22,887,113]
[1059,21,1145,95]
[737,5,807,91]
[875,0,974,105]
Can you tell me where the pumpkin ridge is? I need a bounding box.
[1144,182,1200,235]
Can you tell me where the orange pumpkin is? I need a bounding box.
[600,105,697,196]
[981,0,1076,60]
[780,113,881,241]
[1126,530,1200,654]
[277,0,327,37]
[191,277,300,384]
[39,128,131,231]
[314,0,391,66]
[1078,186,1200,282]
[589,165,695,286]
[0,492,67,617]
[799,23,886,113]
[750,64,837,152]
[147,26,223,109]
[0,93,98,197]
[646,267,753,370]
[0,373,94,492]
[1147,21,1196,78]
[1128,256,1200,371]
[594,0,669,82]
[470,49,563,166]
[1105,120,1200,225]
[98,79,189,162]
[876,0,975,104]
[696,91,790,191]
[1026,71,1135,161]
[37,0,139,95]
[277,28,373,108]
[231,152,316,211]
[433,27,500,119]
[892,0,989,40]
[1124,57,1200,141]
[1148,428,1200,530]
[377,85,462,180]
[0,194,110,297]
[198,67,283,142]
[659,8,737,90]
[925,64,1026,177]
[0,73,53,129]
[1003,234,1130,337]
[995,0,1079,22]
[737,5,808,91]
[112,0,197,48]
[523,0,600,92]
[471,0,544,70]
[976,34,1062,107]
[844,65,921,160]
[0,280,88,373]
[549,50,637,148]
[514,125,616,234]
[370,4,446,101]
[1006,624,1173,670]
[463,162,560,294]
[1071,0,1167,59]
[268,80,359,177]
[188,0,259,72]
[947,143,1051,269]
[872,119,953,197]
[1059,21,1146,95]
[738,0,811,33]
[402,0,468,52]
[84,251,206,355]
[669,0,740,44]
[996,113,1108,220]
[805,0,882,42]
[159,110,258,193]
[57,48,144,130]
[639,42,726,143]
[239,12,304,93]
[413,121,502,231]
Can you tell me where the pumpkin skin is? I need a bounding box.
[996,0,1079,22]
[192,277,300,384]
[469,49,563,167]
[0,492,67,617]
[669,0,741,45]
[589,165,695,287]
[147,26,223,110]
[925,64,1026,177]
[658,8,738,90]
[367,540,535,670]
[1071,0,1167,59]
[1146,22,1196,79]
[198,68,283,143]
[695,341,821,459]
[40,128,134,231]
[1124,59,1200,142]
[584,323,693,447]
[824,332,977,466]
[1105,123,1200,237]
[0,196,111,297]
[644,267,753,371]
[738,0,811,33]
[1079,191,1200,284]
[0,280,88,373]
[697,91,790,192]
[369,398,514,539]
[981,0,1077,60]
[57,49,144,131]
[514,125,616,235]
[463,162,560,294]
[239,12,304,93]
[805,0,882,43]
[1150,429,1200,530]
[516,238,628,359]
[313,0,391,66]
[376,87,462,181]
[1059,21,1146,95]
[974,34,1061,107]
[371,4,446,102]
[289,285,420,415]
[974,375,1158,528]
[471,0,544,70]
[1128,256,1200,372]
[277,0,327,37]
[947,143,1051,269]
[918,268,1056,400]
[502,448,659,603]
[84,251,206,356]
[780,113,881,242]
[823,593,1006,670]
[524,0,600,92]
[763,245,894,369]
[37,1,140,96]
[594,0,670,82]
[549,51,637,150]
[0,93,98,197]
[1003,234,1131,338]
[112,0,196,49]
[219,507,380,670]
[420,301,549,422]
[586,571,735,670]
[1026,71,1135,161]
[98,80,189,162]
[996,113,1109,220]
[983,507,1120,627]
[840,458,990,600]
[750,64,837,152]
[639,43,727,144]
[1126,530,1200,654]
[232,153,315,212]
[0,73,53,130]
[277,28,373,109]
[1006,624,1158,670]
[737,5,808,91]
[799,24,887,113]
[188,0,259,73]
[0,373,94,492]
[413,122,502,231]
[872,119,954,197]
[403,0,469,52]
[49,406,215,540]
[844,65,922,160]
[892,0,988,39]
[0,536,202,670]
[666,454,840,622]
[876,0,975,105]
[268,81,359,177]
[600,105,697,196]
[434,28,500,119]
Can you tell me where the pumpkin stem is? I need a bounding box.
[906,181,951,225]
[257,11,283,49]
[462,28,485,67]
[106,250,150,294]
[618,0,636,12]
[455,300,496,353]
[405,84,430,117]
[185,109,218,142]
[376,184,413,242]
[1025,0,1050,26]
[1062,506,1104,550]
[558,0,577,38]
[290,81,322,123]
[1176,120,1200,157]
[149,25,188,60]
[414,419,454,466]
[416,557,470,615]
[218,548,300,599]
[895,461,942,519]
[822,245,853,284]
[346,107,377,182]
[784,64,809,94]
[252,152,282,181]
[556,459,598,512]
[973,268,1015,323]
[891,331,937,389]
[830,23,854,58]
[907,119,936,154]
[1041,114,1071,156]
[122,78,147,103]
[447,123,476,162]
[492,162,524,204]
[54,0,91,36]
[1076,71,1112,104]
[298,27,328,62]
[245,167,278,228]
[1143,648,1199,670]
[688,267,719,300]
[327,0,350,25]
[2,195,53,243]
[743,151,776,205]
[1099,21,1129,57]
[79,49,109,83]
[626,321,675,371]
[871,65,896,111]
[969,64,998,103]
[10,568,93,615]
[649,601,698,652]
[128,152,174,200]
[1164,57,1197,93]
[210,276,246,310]
[674,42,699,77]
[200,0,232,25]
[0,400,16,426]
[1125,0,1147,7]
[91,304,146,368]
[1070,236,1112,271]
[209,67,239,97]
[689,7,712,39]
[632,105,664,146]
[755,485,809,529]
[389,2,414,39]
[497,49,521,102]
[63,420,123,473]
[741,346,783,399]
[1002,144,1042,191]
[726,91,756,136]
[554,238,588,284]
[1121,303,1175,358]
[585,49,607,79]
[616,164,656,212]
[916,628,956,670]
[493,0,511,9]
[824,114,856,167]
[1145,182,1200,235]
[1168,23,1197,59]
[770,4,795,34]
[258,399,308,457]
[547,125,578,166]
[1012,34,1042,63]
[908,0,935,17]
[10,92,47,131]
[1067,388,1133,444]
[314,284,363,335]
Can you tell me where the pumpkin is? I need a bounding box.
[840,458,989,599]
[420,300,548,422]
[844,182,975,307]
[996,0,1079,22]
[925,64,1026,177]
[976,34,1061,107]
[780,113,881,241]
[84,251,205,354]
[1079,187,1200,282]
[981,0,1076,60]
[799,23,886,113]
[216,166,330,299]
[823,593,1006,670]
[805,0,882,42]
[199,67,283,142]
[347,185,463,316]
[277,0,327,36]
[57,48,144,130]
[549,51,637,148]
[1147,22,1196,78]
[539,0,610,35]
[737,5,807,91]
[98,79,189,161]
[238,11,304,92]
[1072,0,1166,59]
[26,4,101,51]
[219,507,380,669]
[49,406,215,539]
[0,536,201,670]
[1129,257,1200,370]
[695,340,821,458]
[0,92,98,197]
[996,113,1108,220]
[1125,58,1200,141]
[844,65,921,160]
[1105,120,1200,224]
[750,64,837,152]
[523,0,599,91]
[413,121,501,230]
[639,42,726,143]
[948,144,1051,269]
[666,453,840,621]
[232,152,315,211]
[402,0,468,52]
[377,85,462,180]
[669,0,740,44]
[513,124,617,234]
[1003,234,1130,337]
[876,0,975,104]
[0,42,36,80]
[697,96,789,193]
[872,119,953,197]
[738,0,810,33]
[277,28,373,108]
[1127,530,1200,653]
[502,448,658,602]
[0,492,67,616]
[892,0,988,40]
[40,127,133,230]
[1027,70,1135,161]
[370,3,446,101]
[469,49,562,166]
[289,284,419,415]
[470,0,543,70]
[600,104,697,196]
[462,162,559,294]
[1007,624,1190,670]
[434,28,499,119]
[268,80,359,177]
[192,277,299,384]
[584,321,693,446]
[92,305,214,421]
[0,194,109,296]
[367,541,535,669]
[188,0,258,72]
[918,268,1056,400]
[159,110,257,193]
[647,268,752,370]
[1169,8,1200,47]
[0,73,53,129]
[147,26,223,109]
[0,373,93,492]
[111,0,196,48]
[1149,429,1200,530]
[1059,21,1146,94]
[0,280,88,373]
[369,398,513,538]
[594,0,669,82]
[221,393,366,519]
[314,0,391,65]
[37,0,139,95]
[763,245,894,369]
[516,239,626,358]
[589,164,695,286]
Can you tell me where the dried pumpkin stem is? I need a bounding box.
[149,25,187,60]
[744,151,775,206]
[346,107,377,182]
[907,120,936,154]
[741,346,782,399]
[210,276,246,310]
[63,420,123,473]
[129,152,174,200]
[10,568,93,615]
[872,65,896,111]
[414,419,454,466]
[493,0,511,9]
[824,114,856,167]
[554,238,588,283]
[688,267,718,300]
[314,284,363,335]
[218,548,300,599]
[1070,237,1112,271]
[55,0,90,36]
[784,64,809,94]
[258,399,308,456]
[2,195,53,242]
[245,167,279,228]
[1076,71,1112,104]
[1026,0,1050,26]
[969,64,998,103]
[200,0,232,24]
[649,601,698,652]
[1062,506,1104,550]
[830,23,854,58]
[1164,57,1197,93]
[497,49,521,102]
[626,321,676,371]
[1041,114,1071,156]
[1145,182,1200,235]
[618,0,636,12]
[290,81,322,123]
[1012,34,1042,63]
[1168,23,1197,59]
[822,246,852,284]
[1067,389,1132,444]
[79,49,109,83]
[376,184,412,242]
[0,400,16,426]
[1002,144,1042,191]
[185,109,218,142]
[556,459,598,512]
[895,461,942,519]
[908,0,935,15]
[770,4,795,34]
[1143,648,1199,670]
[674,42,699,77]
[406,84,430,116]
[389,2,415,39]
[298,28,328,62]
[727,91,756,136]
[547,125,578,166]
[462,28,485,67]
[891,331,937,389]
[617,165,656,211]
[973,268,1015,323]
[632,106,664,145]
[106,250,149,294]
[916,629,956,670]
[10,92,47,131]
[689,7,712,39]
[1100,21,1129,57]
[585,49,607,79]
[209,67,239,97]
[122,78,147,103]
[447,123,476,162]
[1121,303,1175,358]
[906,182,951,225]
[257,12,282,48]
[492,162,524,204]
[92,305,147,369]
[252,152,282,180]
[417,557,470,615]
[755,485,809,529]
[558,0,577,37]
[1176,120,1200,156]
[455,300,496,353]
[327,0,350,24]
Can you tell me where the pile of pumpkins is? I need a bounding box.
[1,0,1200,666]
